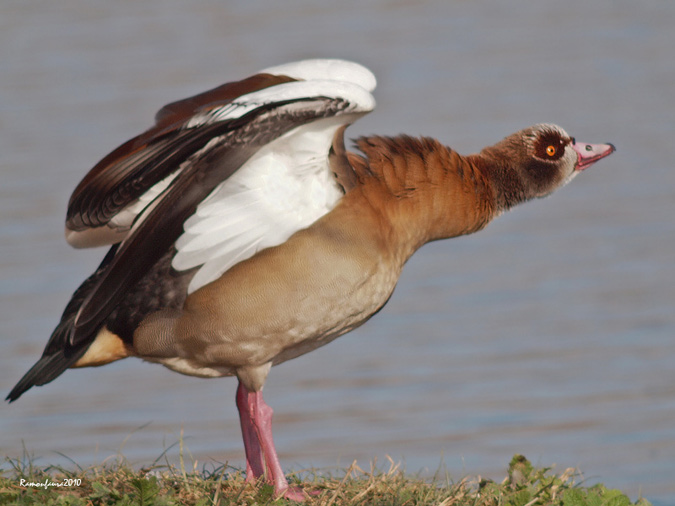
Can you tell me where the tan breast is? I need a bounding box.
[133,192,402,378]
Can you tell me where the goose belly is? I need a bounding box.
[135,212,400,377]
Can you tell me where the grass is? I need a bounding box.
[0,450,651,506]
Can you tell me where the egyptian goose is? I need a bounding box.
[7,59,614,500]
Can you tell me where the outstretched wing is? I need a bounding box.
[7,59,375,401]
[72,60,376,339]
[66,59,376,248]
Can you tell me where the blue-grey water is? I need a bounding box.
[1,1,674,503]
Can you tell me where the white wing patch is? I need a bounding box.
[170,59,376,293]
[173,116,350,293]
[260,59,377,92]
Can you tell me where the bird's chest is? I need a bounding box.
[269,255,400,364]
[183,212,402,368]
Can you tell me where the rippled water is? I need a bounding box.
[2,1,674,504]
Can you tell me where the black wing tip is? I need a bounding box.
[7,250,116,405]
[6,358,54,402]
[6,309,92,403]
[6,346,88,403]
[6,378,33,403]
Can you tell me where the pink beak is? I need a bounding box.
[572,140,616,171]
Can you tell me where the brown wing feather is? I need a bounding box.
[66,73,297,233]
[154,74,296,127]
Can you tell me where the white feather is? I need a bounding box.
[170,60,377,294]
[260,59,377,92]
[174,111,370,293]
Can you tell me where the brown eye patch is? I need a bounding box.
[534,132,567,161]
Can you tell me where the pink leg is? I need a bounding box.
[236,381,306,500]
[235,383,265,481]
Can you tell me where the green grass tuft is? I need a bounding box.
[0,451,650,506]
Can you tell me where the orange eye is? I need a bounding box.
[546,145,556,156]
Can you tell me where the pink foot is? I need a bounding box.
[282,486,307,501]
[280,485,322,501]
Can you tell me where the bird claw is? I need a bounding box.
[278,485,321,501]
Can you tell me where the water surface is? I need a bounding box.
[1,1,674,504]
